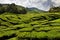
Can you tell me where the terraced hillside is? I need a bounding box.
[0,12,60,40]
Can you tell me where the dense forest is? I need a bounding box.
[0,3,27,14]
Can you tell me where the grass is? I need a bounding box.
[0,12,60,40]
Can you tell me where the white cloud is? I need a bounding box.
[52,0,60,7]
[15,0,48,11]
[0,0,12,4]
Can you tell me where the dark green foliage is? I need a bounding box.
[7,3,17,13]
[49,7,60,12]
[0,7,5,13]
[0,3,27,14]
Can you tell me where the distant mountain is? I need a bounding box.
[26,7,48,13]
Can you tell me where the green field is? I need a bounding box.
[0,12,60,40]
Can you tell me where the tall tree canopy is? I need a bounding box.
[0,3,27,14]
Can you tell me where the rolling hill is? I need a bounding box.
[0,4,60,40]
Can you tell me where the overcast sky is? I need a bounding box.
[0,0,60,11]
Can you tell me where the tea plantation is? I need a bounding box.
[0,11,60,40]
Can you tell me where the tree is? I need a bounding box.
[7,3,27,14]
[16,6,27,14]
[49,7,60,12]
[0,3,27,14]
[0,7,5,13]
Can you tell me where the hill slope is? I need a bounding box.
[0,3,60,40]
[0,12,60,40]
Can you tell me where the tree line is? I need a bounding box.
[49,7,60,12]
[0,3,27,14]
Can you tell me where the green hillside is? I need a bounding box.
[0,4,60,40]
